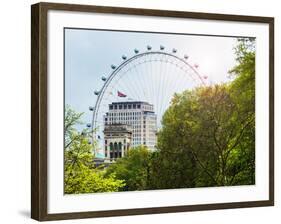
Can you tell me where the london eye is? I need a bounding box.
[88,45,207,156]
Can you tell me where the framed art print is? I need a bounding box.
[31,2,274,221]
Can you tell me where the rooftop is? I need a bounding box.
[110,101,152,106]
[108,101,154,112]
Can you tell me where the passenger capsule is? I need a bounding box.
[101,76,106,81]
[111,64,116,69]
[86,123,91,128]
[134,49,139,54]
[184,54,189,59]
[160,45,165,50]
[89,106,94,111]
[147,45,152,50]
[122,55,127,60]
[94,90,99,95]
[172,48,177,53]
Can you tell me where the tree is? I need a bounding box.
[227,38,255,184]
[64,105,125,194]
[105,146,152,191]
[152,38,255,188]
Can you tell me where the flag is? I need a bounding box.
[117,91,127,97]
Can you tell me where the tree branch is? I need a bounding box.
[189,149,219,186]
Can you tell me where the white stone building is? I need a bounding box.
[103,101,157,157]
[103,124,132,160]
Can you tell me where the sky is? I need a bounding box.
[65,28,239,131]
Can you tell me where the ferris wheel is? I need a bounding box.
[87,45,207,156]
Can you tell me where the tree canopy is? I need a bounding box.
[105,146,152,191]
[64,106,125,194]
[149,38,255,188]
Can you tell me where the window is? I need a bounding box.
[118,142,122,154]
[109,105,113,110]
[119,105,122,109]
[133,104,136,109]
[137,104,141,109]
[114,142,118,158]
[128,104,131,109]
[114,105,117,109]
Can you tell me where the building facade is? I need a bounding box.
[103,124,132,160]
[103,101,157,159]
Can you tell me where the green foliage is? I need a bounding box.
[154,83,254,188]
[229,38,255,114]
[151,38,255,188]
[105,146,152,191]
[227,38,256,185]
[64,105,125,194]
